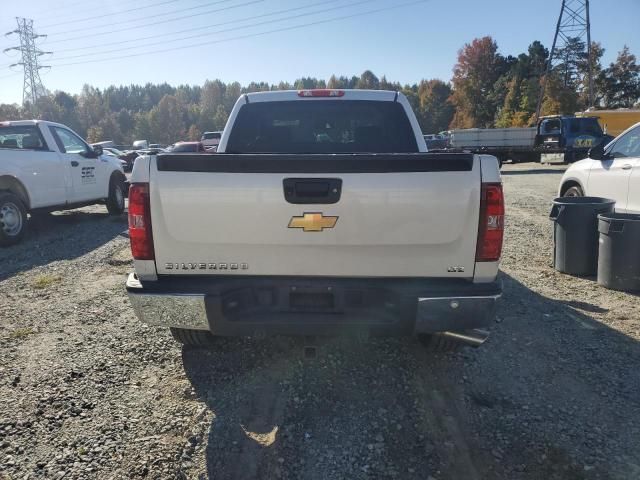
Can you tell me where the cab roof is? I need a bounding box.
[243,89,399,103]
[0,119,69,129]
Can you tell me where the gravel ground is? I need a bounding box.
[1,163,640,479]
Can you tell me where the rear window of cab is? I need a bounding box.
[0,125,48,150]
[226,100,419,154]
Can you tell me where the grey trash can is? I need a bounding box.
[549,197,615,275]
[597,213,640,292]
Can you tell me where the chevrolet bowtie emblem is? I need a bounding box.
[288,213,338,232]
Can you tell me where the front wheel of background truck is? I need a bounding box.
[106,175,126,215]
[0,192,28,246]
[170,328,216,347]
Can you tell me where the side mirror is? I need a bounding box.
[588,144,607,161]
[81,145,102,158]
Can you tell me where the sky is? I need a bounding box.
[0,0,639,105]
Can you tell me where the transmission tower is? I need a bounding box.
[4,18,51,112]
[535,0,592,120]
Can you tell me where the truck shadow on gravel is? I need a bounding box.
[179,272,640,480]
[0,208,127,281]
[466,272,640,479]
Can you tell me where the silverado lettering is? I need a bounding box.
[165,263,249,270]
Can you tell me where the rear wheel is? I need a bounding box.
[418,334,462,352]
[106,175,126,215]
[563,185,584,197]
[170,328,216,347]
[0,192,27,246]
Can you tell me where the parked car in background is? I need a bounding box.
[120,150,141,171]
[0,120,127,245]
[102,146,125,156]
[149,143,165,149]
[137,147,167,156]
[94,145,139,172]
[201,131,222,148]
[166,141,206,153]
[559,122,640,213]
[93,140,115,149]
[133,140,149,150]
[423,134,448,150]
[101,147,131,172]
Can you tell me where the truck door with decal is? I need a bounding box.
[49,126,103,203]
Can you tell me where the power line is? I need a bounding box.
[45,0,236,36]
[44,0,262,44]
[36,0,163,22]
[0,71,22,81]
[54,0,346,53]
[51,0,371,62]
[48,0,427,68]
[36,0,100,18]
[4,18,49,110]
[40,0,180,29]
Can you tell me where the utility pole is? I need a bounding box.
[535,0,593,121]
[4,18,51,114]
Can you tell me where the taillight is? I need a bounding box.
[128,183,154,260]
[476,183,504,262]
[297,89,345,97]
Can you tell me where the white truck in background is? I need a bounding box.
[126,89,504,351]
[0,120,127,246]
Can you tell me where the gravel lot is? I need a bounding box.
[1,162,640,480]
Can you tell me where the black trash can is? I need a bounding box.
[549,197,615,275]
[597,213,640,292]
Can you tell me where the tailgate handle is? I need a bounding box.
[283,178,342,204]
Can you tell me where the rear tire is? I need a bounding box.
[418,334,462,352]
[106,175,126,215]
[563,185,584,197]
[170,328,216,347]
[0,192,28,246]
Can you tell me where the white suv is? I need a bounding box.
[559,122,640,213]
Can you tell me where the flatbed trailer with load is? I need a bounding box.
[448,115,613,166]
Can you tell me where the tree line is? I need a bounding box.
[451,38,640,129]
[0,37,638,144]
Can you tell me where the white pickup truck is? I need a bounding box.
[126,89,504,350]
[0,120,127,245]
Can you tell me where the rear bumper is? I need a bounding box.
[126,273,501,337]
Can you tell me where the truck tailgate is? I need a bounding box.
[149,153,480,278]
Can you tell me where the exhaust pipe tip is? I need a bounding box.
[437,328,489,348]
